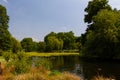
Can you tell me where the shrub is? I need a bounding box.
[3,51,12,62]
[6,51,31,74]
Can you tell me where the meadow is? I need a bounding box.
[27,52,80,57]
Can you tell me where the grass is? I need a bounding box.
[0,58,116,80]
[13,72,81,80]
[92,76,115,80]
[0,64,81,80]
[27,52,79,57]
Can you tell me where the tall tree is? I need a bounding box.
[0,5,9,29]
[84,0,111,24]
[83,9,120,58]
[0,5,12,51]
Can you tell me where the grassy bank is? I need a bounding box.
[0,62,114,80]
[0,62,81,80]
[27,52,79,57]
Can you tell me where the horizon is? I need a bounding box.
[0,0,120,41]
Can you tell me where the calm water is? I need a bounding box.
[33,56,120,80]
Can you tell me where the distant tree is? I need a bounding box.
[38,42,46,52]
[44,31,79,52]
[45,36,63,52]
[21,38,34,52]
[32,41,39,51]
[57,31,76,50]
[11,37,22,53]
[44,32,56,43]
[74,36,82,50]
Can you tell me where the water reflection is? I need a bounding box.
[33,56,120,80]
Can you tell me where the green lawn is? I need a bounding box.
[27,52,79,57]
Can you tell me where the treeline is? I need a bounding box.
[0,4,80,54]
[1,0,120,59]
[21,31,80,52]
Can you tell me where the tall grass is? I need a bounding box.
[92,75,115,80]
[0,65,81,80]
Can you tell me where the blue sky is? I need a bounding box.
[0,0,120,41]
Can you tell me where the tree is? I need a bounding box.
[21,38,34,52]
[84,0,111,24]
[57,31,76,50]
[11,37,22,53]
[0,5,9,29]
[45,36,63,52]
[44,32,56,43]
[38,42,46,52]
[44,31,78,52]
[0,5,12,51]
[83,9,120,58]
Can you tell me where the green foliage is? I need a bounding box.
[38,42,46,52]
[45,33,63,52]
[0,5,12,51]
[49,70,61,76]
[3,50,12,62]
[44,32,56,42]
[57,31,76,50]
[0,49,3,56]
[0,5,9,29]
[11,37,22,53]
[21,38,34,52]
[83,9,120,58]
[6,51,31,74]
[84,0,111,23]
[0,28,12,51]
[44,31,78,52]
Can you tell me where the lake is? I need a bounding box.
[33,55,120,80]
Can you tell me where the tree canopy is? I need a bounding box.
[0,5,12,51]
[84,0,111,24]
[82,0,120,59]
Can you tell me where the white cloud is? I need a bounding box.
[2,0,8,3]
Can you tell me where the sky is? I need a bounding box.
[0,0,120,41]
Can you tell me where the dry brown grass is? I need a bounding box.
[14,72,81,80]
[0,63,116,80]
[48,72,81,80]
[0,65,81,80]
[92,76,116,80]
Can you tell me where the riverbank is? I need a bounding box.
[0,62,114,80]
[27,52,79,57]
[0,65,81,80]
[0,52,116,80]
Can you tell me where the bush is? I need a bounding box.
[49,70,61,76]
[6,51,31,74]
[0,50,3,56]
[3,51,12,62]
